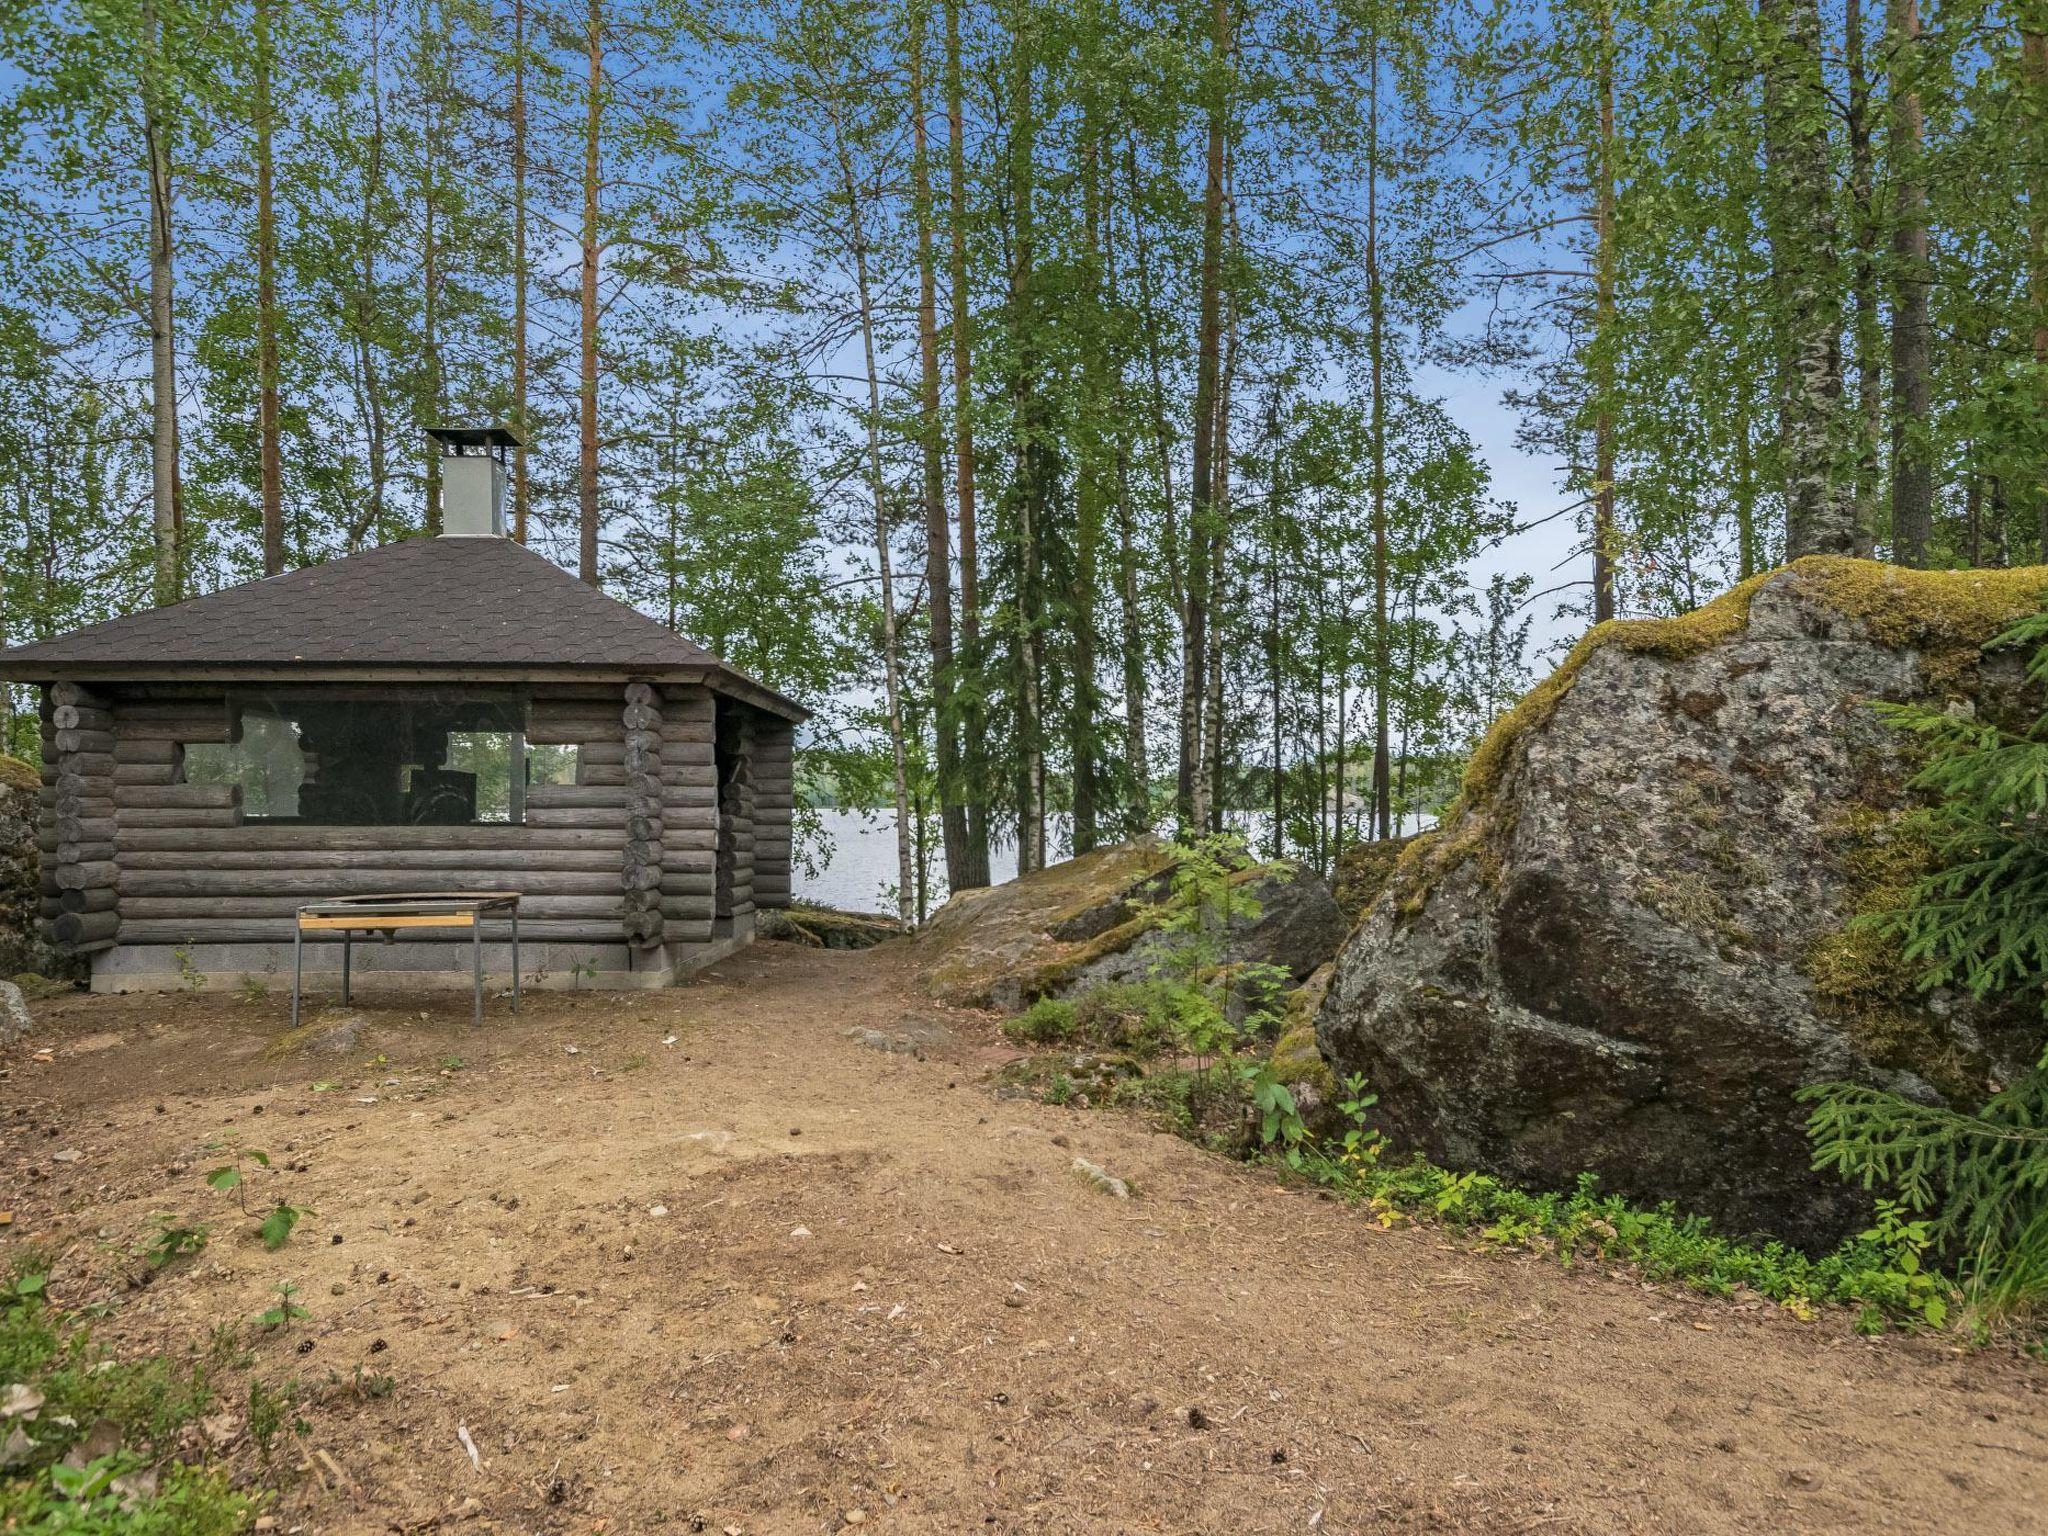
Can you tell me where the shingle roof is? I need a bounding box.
[0,536,802,716]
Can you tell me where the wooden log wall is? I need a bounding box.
[620,683,664,949]
[659,687,718,945]
[39,683,120,953]
[98,685,644,947]
[753,718,795,910]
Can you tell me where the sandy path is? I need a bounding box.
[3,941,2044,1534]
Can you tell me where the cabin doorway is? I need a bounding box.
[713,697,746,933]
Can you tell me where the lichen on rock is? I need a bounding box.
[900,838,1345,1015]
[1318,557,2048,1248]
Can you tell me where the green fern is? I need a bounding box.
[1803,601,2048,1318]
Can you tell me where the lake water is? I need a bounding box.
[792,808,1430,916]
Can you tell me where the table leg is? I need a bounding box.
[292,921,303,1030]
[342,931,352,1005]
[510,907,520,1015]
[473,923,484,1028]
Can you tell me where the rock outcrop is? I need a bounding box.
[1316,558,2048,1247]
[905,838,1346,1013]
[0,754,48,978]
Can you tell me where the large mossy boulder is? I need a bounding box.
[904,837,1346,1012]
[0,755,48,978]
[1316,557,2048,1248]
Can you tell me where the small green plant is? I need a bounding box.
[0,1259,254,1530]
[1273,1077,1970,1330]
[256,1200,313,1252]
[344,1364,396,1401]
[1237,1057,1307,1165]
[439,1054,465,1071]
[141,1216,210,1270]
[1043,1071,1078,1107]
[309,1079,340,1093]
[254,1282,308,1332]
[569,957,600,989]
[246,1378,296,1458]
[237,972,269,1000]
[173,946,205,991]
[620,1053,650,1072]
[1005,996,1078,1044]
[203,1136,270,1215]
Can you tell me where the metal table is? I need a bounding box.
[291,892,522,1028]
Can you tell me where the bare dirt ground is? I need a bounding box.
[4,940,2045,1535]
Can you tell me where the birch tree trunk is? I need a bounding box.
[255,0,284,576]
[944,0,992,888]
[1365,20,1392,840]
[828,105,917,927]
[1759,0,1855,557]
[1183,0,1229,833]
[142,0,182,606]
[1887,0,1933,567]
[1590,0,1617,624]
[579,0,603,584]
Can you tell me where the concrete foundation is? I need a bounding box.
[89,913,755,995]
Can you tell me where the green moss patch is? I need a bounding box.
[1268,964,1335,1099]
[1386,558,2048,924]
[0,754,40,793]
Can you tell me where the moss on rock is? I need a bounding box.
[0,754,39,793]
[1270,962,1335,1099]
[1386,558,2048,924]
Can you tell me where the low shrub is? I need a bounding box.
[1003,996,1078,1044]
[1291,1076,1958,1332]
[0,1265,255,1533]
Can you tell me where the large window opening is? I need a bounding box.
[182,693,576,827]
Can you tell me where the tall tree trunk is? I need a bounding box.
[142,0,182,605]
[1008,0,1046,873]
[1202,427,1227,834]
[2026,15,2048,559]
[578,0,602,584]
[1114,439,1149,835]
[1581,3,1613,626]
[1104,146,1149,838]
[909,2,969,892]
[1590,0,1617,623]
[1365,20,1393,841]
[1846,0,1883,550]
[420,0,443,537]
[511,0,531,543]
[355,4,390,550]
[1070,4,1109,855]
[1182,0,1229,832]
[1202,258,1237,835]
[944,0,992,887]
[1734,393,1759,577]
[830,107,917,928]
[1887,0,1933,567]
[255,0,284,576]
[1266,406,1284,859]
[1759,0,1854,557]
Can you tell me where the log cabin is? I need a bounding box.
[0,428,802,993]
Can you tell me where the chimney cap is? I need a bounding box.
[427,424,523,453]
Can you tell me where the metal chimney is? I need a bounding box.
[427,426,522,537]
